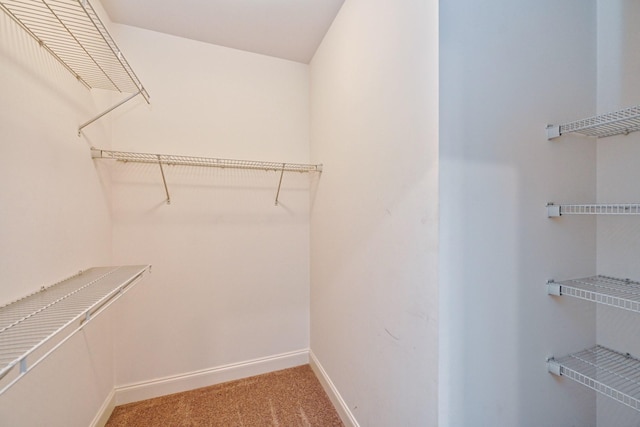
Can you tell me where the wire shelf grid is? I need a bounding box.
[0,0,149,100]
[551,346,640,412]
[549,204,640,216]
[92,149,323,173]
[551,105,640,139]
[551,276,640,314]
[0,265,149,394]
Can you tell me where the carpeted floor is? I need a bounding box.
[105,364,344,426]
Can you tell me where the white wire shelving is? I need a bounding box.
[547,105,640,139]
[90,148,323,206]
[546,203,640,217]
[0,0,149,134]
[0,265,150,395]
[548,346,640,412]
[547,276,640,314]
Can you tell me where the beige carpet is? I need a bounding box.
[106,364,344,426]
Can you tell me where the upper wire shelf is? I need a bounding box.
[547,105,640,139]
[0,0,149,102]
[548,345,640,412]
[0,265,150,395]
[548,275,640,314]
[91,148,322,206]
[547,203,640,217]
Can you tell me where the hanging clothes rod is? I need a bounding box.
[90,148,322,205]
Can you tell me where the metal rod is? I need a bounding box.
[78,90,141,136]
[275,163,285,206]
[157,155,171,205]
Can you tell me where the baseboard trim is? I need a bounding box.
[113,349,309,406]
[309,350,360,427]
[91,387,116,427]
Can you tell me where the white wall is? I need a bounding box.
[106,25,312,395]
[596,1,640,425]
[309,1,439,425]
[0,3,116,425]
[439,1,598,426]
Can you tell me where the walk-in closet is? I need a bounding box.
[1,0,639,426]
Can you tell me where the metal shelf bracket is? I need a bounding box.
[547,358,561,376]
[547,280,561,296]
[546,125,561,140]
[78,90,145,136]
[547,203,561,217]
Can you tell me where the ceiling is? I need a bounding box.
[100,0,345,64]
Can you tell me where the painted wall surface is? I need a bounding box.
[439,1,598,426]
[309,1,439,425]
[107,25,312,391]
[0,2,116,425]
[596,1,640,425]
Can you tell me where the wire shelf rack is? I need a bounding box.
[91,149,322,173]
[548,276,640,314]
[547,203,640,217]
[547,105,640,139]
[0,265,150,395]
[91,148,323,205]
[0,0,149,101]
[548,345,640,412]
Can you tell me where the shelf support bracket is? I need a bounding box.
[547,280,561,296]
[274,163,286,206]
[157,155,171,205]
[546,124,561,140]
[546,203,561,217]
[547,358,562,376]
[78,90,143,136]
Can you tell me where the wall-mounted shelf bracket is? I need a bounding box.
[547,357,561,376]
[157,155,171,205]
[78,90,144,136]
[546,203,561,217]
[546,125,561,140]
[547,280,561,296]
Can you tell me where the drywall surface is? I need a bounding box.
[0,3,115,425]
[309,0,439,425]
[439,1,598,426]
[596,1,640,424]
[107,25,312,390]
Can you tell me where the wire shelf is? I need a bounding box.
[548,345,640,412]
[0,0,149,101]
[548,276,640,314]
[0,265,150,395]
[547,203,640,217]
[547,105,640,139]
[91,148,322,173]
[91,148,322,205]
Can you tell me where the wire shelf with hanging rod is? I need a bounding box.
[90,148,323,206]
[0,0,150,133]
[546,105,640,139]
[547,275,640,314]
[548,346,640,412]
[0,265,150,395]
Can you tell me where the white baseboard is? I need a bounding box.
[113,349,309,406]
[91,388,116,427]
[309,350,360,427]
